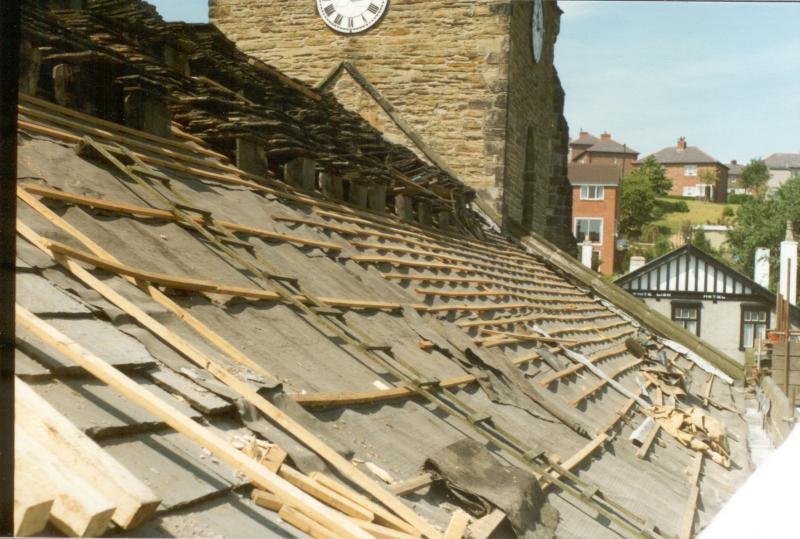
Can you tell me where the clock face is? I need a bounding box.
[317,0,389,34]
[531,0,544,62]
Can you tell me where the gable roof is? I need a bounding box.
[616,244,800,319]
[727,161,745,176]
[646,145,724,166]
[14,2,751,538]
[569,131,601,147]
[567,163,622,186]
[584,138,638,155]
[765,153,800,170]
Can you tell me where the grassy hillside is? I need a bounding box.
[653,197,739,235]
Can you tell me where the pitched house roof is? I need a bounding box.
[583,138,638,155]
[646,145,724,166]
[567,163,622,186]
[727,161,745,176]
[14,2,751,538]
[568,130,601,147]
[764,153,800,170]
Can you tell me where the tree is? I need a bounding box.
[632,155,672,196]
[728,175,800,289]
[739,158,770,197]
[619,172,656,237]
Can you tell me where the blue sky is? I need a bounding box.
[149,0,799,163]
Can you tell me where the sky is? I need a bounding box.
[149,0,799,163]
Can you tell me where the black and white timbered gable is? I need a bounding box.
[616,244,761,301]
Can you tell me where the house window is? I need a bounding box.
[684,164,698,176]
[671,302,701,336]
[580,185,605,200]
[575,218,602,243]
[741,307,769,349]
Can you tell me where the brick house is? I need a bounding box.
[569,130,639,175]
[643,137,728,202]
[568,163,622,275]
[764,153,800,194]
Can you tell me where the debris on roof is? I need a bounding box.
[14,2,753,538]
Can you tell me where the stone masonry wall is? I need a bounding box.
[209,0,511,192]
[502,0,572,248]
[209,0,574,250]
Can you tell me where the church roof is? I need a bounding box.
[14,2,751,538]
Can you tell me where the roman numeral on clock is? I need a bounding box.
[348,17,353,28]
[367,3,380,14]
[334,13,343,25]
[323,4,335,16]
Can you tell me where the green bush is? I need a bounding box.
[655,199,690,214]
[728,193,752,204]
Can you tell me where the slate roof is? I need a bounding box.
[14,2,752,539]
[583,138,638,156]
[727,162,744,176]
[569,131,601,147]
[764,153,800,170]
[646,145,724,166]
[567,163,622,186]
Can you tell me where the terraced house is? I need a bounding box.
[7,1,778,539]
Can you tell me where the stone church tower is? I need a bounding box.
[209,0,574,250]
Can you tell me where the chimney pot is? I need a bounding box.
[600,131,612,141]
[780,221,798,306]
[677,137,687,150]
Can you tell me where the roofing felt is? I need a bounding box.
[14,2,752,539]
[645,145,724,166]
[567,163,622,186]
[764,153,800,170]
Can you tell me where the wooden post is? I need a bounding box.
[320,172,343,200]
[395,194,414,221]
[369,183,387,212]
[0,1,20,534]
[236,136,267,177]
[350,182,369,208]
[786,259,792,395]
[417,200,432,227]
[285,158,317,191]
[437,211,451,231]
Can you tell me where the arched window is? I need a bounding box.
[522,126,538,228]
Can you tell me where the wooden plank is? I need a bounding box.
[15,306,374,539]
[680,453,703,539]
[635,425,661,460]
[278,505,338,539]
[354,520,420,539]
[538,345,628,386]
[279,467,375,522]
[466,509,506,539]
[541,434,608,493]
[443,509,470,539]
[251,489,283,512]
[15,378,160,530]
[389,473,434,496]
[15,427,116,537]
[17,215,439,537]
[13,461,54,537]
[568,358,644,406]
[309,472,421,537]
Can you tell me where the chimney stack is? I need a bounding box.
[579,129,589,138]
[581,236,593,269]
[779,221,797,305]
[629,255,646,273]
[677,137,687,150]
[754,247,770,288]
[600,131,612,141]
